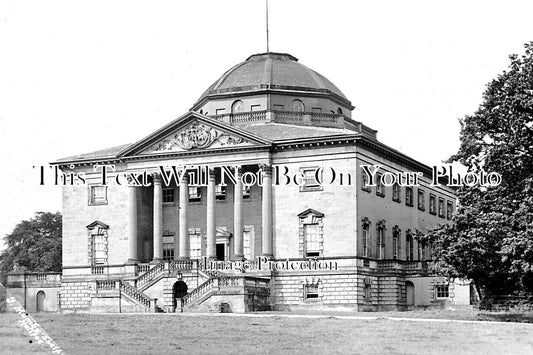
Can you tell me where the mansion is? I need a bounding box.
[7,52,472,313]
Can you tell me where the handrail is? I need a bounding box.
[136,262,165,288]
[182,278,217,306]
[119,281,152,308]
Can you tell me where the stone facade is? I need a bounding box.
[7,52,471,314]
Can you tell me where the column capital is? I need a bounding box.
[207,168,216,180]
[152,173,162,185]
[259,164,273,175]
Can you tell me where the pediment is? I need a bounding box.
[141,121,254,154]
[119,112,270,157]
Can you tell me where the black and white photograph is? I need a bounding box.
[1,0,532,354]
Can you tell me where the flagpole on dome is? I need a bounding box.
[266,0,270,53]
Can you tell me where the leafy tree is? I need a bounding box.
[0,212,62,279]
[423,42,533,297]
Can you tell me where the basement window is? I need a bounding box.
[304,284,319,300]
[436,285,449,298]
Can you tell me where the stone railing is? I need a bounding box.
[91,266,104,275]
[210,110,346,129]
[219,277,244,288]
[170,260,195,271]
[202,269,224,278]
[376,260,429,271]
[136,262,166,289]
[137,263,151,273]
[119,281,154,309]
[182,278,217,306]
[96,280,118,291]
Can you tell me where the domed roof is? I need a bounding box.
[193,52,351,107]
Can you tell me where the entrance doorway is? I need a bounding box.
[36,291,46,312]
[173,280,188,312]
[216,243,225,261]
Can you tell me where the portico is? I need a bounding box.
[126,162,273,264]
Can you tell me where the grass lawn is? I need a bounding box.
[0,313,50,355]
[17,312,532,355]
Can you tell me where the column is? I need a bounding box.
[261,165,273,257]
[206,169,217,259]
[127,185,138,264]
[233,168,244,260]
[152,174,163,262]
[178,174,189,259]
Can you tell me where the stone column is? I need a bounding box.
[206,169,217,259]
[261,165,273,257]
[127,185,139,264]
[233,168,244,260]
[152,174,163,262]
[178,174,189,259]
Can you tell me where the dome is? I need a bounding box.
[193,53,352,109]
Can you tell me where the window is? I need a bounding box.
[163,188,175,203]
[311,107,322,113]
[417,189,425,211]
[87,221,109,266]
[215,185,226,200]
[406,232,414,261]
[392,183,401,202]
[89,186,107,205]
[92,233,106,264]
[216,108,225,115]
[300,167,322,192]
[163,231,174,260]
[337,108,343,115]
[376,174,385,197]
[188,186,202,202]
[361,170,371,192]
[436,285,449,298]
[273,104,284,111]
[243,185,251,199]
[438,198,445,218]
[231,100,244,114]
[189,229,202,259]
[405,187,413,207]
[446,201,453,220]
[250,104,261,112]
[163,243,174,260]
[377,222,385,259]
[362,220,370,257]
[304,224,320,257]
[392,227,400,260]
[429,194,436,215]
[291,99,305,112]
[418,241,423,261]
[298,209,324,258]
[304,284,319,300]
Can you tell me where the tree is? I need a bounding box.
[423,42,533,297]
[0,212,62,279]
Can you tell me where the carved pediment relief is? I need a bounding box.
[142,122,253,154]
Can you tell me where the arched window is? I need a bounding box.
[376,221,386,259]
[392,226,401,260]
[231,100,244,114]
[406,230,414,261]
[291,99,305,112]
[361,218,371,257]
[337,107,343,115]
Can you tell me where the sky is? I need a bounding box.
[1,0,532,250]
